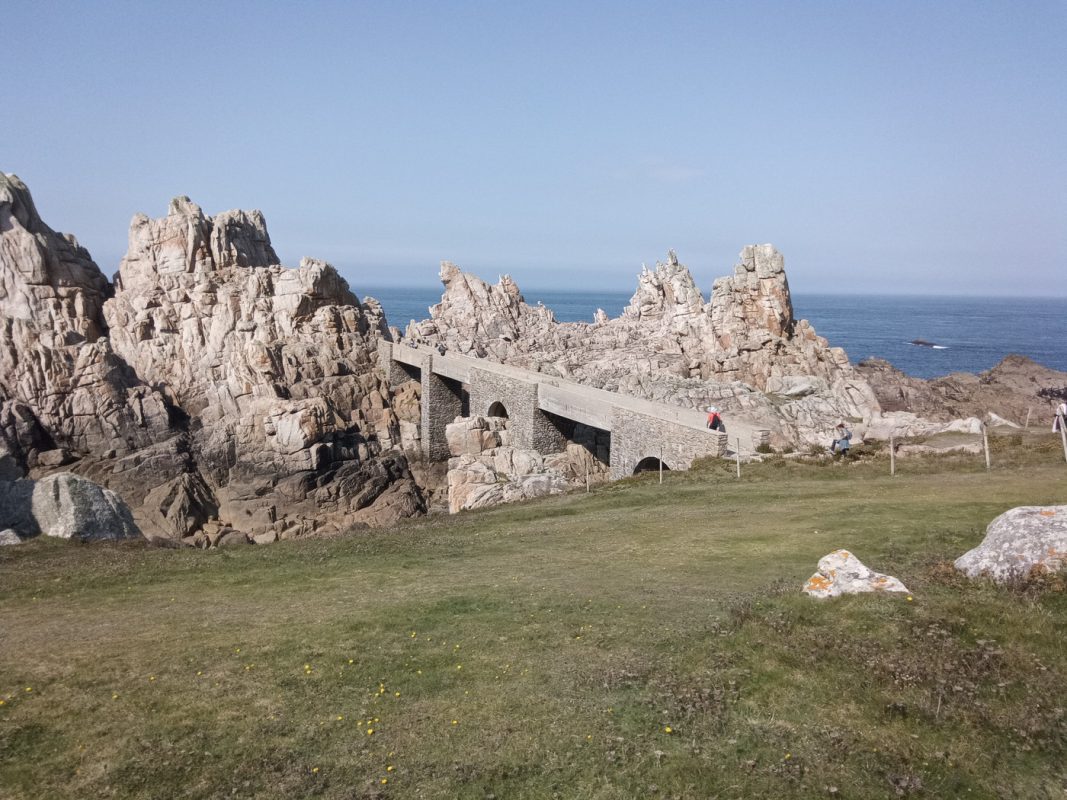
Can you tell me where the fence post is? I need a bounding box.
[890,434,896,476]
[659,445,663,485]
[735,438,741,479]
[1059,413,1067,464]
[982,423,991,471]
[1024,407,1031,429]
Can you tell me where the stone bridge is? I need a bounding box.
[380,342,765,479]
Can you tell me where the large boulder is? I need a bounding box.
[0,473,142,542]
[803,550,910,599]
[955,506,1067,584]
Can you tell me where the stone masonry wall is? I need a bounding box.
[609,408,728,480]
[422,372,464,460]
[468,368,568,454]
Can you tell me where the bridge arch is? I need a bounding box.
[633,456,671,474]
[487,401,509,419]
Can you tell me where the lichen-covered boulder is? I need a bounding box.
[803,550,909,598]
[955,506,1067,584]
[0,473,142,543]
[30,473,142,541]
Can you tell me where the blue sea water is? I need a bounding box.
[362,286,1067,380]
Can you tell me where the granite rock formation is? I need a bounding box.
[0,174,174,463]
[407,247,881,446]
[858,355,1067,429]
[444,415,608,513]
[0,174,423,541]
[955,506,1067,584]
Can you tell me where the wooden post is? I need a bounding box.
[659,446,663,485]
[585,460,590,493]
[735,438,741,479]
[982,423,991,471]
[890,434,896,476]
[1024,407,1031,429]
[1058,413,1067,465]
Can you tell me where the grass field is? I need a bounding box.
[2,436,1065,799]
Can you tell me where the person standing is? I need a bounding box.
[706,406,726,432]
[1053,401,1067,432]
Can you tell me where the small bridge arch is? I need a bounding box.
[633,456,671,475]
[487,401,509,419]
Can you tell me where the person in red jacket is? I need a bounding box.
[706,406,726,432]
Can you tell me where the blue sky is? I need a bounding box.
[6,1,1065,295]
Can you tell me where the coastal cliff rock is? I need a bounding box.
[0,175,424,541]
[0,174,174,466]
[100,195,421,536]
[858,355,1067,428]
[407,247,881,445]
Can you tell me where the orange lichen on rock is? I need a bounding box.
[805,574,832,591]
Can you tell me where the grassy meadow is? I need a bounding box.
[1,434,1065,799]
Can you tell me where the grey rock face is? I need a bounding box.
[955,506,1067,583]
[0,472,142,542]
[103,195,418,535]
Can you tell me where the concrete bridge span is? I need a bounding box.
[379,342,760,479]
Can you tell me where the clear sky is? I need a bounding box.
[6,1,1065,296]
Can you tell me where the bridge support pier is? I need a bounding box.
[469,367,568,454]
[422,372,465,460]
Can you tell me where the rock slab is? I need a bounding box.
[0,472,142,542]
[955,506,1067,583]
[803,550,909,598]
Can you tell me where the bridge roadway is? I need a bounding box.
[380,341,763,479]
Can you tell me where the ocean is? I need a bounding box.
[361,286,1067,380]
